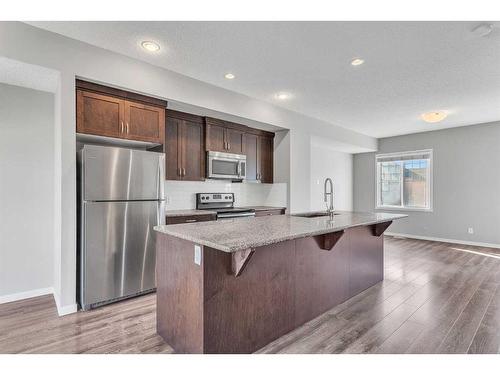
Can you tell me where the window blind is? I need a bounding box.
[376,150,432,163]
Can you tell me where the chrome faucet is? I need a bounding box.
[324,178,334,217]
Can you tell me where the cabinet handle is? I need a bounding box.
[126,122,129,134]
[121,121,124,133]
[182,168,186,177]
[228,142,230,150]
[178,167,181,177]
[185,219,197,223]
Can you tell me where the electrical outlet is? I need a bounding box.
[165,195,170,204]
[468,227,474,234]
[194,245,202,265]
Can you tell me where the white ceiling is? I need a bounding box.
[28,21,500,138]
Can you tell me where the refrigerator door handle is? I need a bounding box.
[158,154,165,199]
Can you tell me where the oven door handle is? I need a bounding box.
[217,212,256,219]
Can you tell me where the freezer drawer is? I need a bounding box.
[81,200,164,309]
[82,145,165,201]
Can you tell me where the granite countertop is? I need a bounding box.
[154,211,407,253]
[165,209,217,217]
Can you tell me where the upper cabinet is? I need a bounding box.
[76,90,124,138]
[205,118,244,154]
[124,101,165,143]
[76,80,166,144]
[165,110,205,181]
[258,134,274,184]
[206,117,274,183]
[243,131,274,183]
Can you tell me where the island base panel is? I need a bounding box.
[156,224,387,353]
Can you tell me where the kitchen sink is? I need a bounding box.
[293,212,340,218]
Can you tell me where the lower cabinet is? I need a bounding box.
[165,214,216,225]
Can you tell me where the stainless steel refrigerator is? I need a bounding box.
[77,144,165,310]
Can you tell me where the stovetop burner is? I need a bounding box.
[196,193,255,218]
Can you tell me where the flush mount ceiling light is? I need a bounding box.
[421,111,448,123]
[351,58,365,66]
[224,73,235,80]
[275,92,291,100]
[141,41,160,52]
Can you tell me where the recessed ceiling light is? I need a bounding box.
[421,111,448,123]
[224,73,235,80]
[351,58,365,66]
[141,41,160,52]
[275,92,291,100]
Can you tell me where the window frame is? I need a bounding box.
[375,149,433,212]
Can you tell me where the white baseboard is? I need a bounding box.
[53,291,78,316]
[56,302,78,316]
[385,232,500,249]
[0,287,54,304]
[0,287,77,316]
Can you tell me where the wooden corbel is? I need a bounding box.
[231,248,255,277]
[314,230,345,251]
[371,221,393,237]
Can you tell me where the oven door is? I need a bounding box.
[208,151,246,180]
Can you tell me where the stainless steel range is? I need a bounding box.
[196,193,255,219]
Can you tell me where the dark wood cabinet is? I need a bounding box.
[205,122,226,152]
[225,128,244,154]
[76,80,167,144]
[124,101,165,143]
[165,110,205,181]
[258,135,274,183]
[243,131,274,183]
[76,90,124,138]
[243,133,259,181]
[165,213,216,225]
[205,118,244,154]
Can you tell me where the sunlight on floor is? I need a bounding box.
[450,247,500,260]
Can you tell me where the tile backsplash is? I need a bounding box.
[164,180,287,210]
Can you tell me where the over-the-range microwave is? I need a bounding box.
[207,151,246,180]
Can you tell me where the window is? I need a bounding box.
[376,149,432,211]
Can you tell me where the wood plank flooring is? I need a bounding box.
[1,236,500,354]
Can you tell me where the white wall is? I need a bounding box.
[0,22,374,312]
[310,137,353,212]
[165,181,287,210]
[0,83,54,302]
[354,121,500,247]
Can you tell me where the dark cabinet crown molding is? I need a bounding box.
[76,79,167,108]
[205,116,274,138]
[166,109,204,124]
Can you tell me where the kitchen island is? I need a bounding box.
[153,211,406,353]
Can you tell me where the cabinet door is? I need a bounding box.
[124,101,165,143]
[258,136,274,183]
[206,124,226,152]
[226,128,244,154]
[165,117,182,180]
[243,133,258,181]
[181,120,205,181]
[77,90,124,138]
